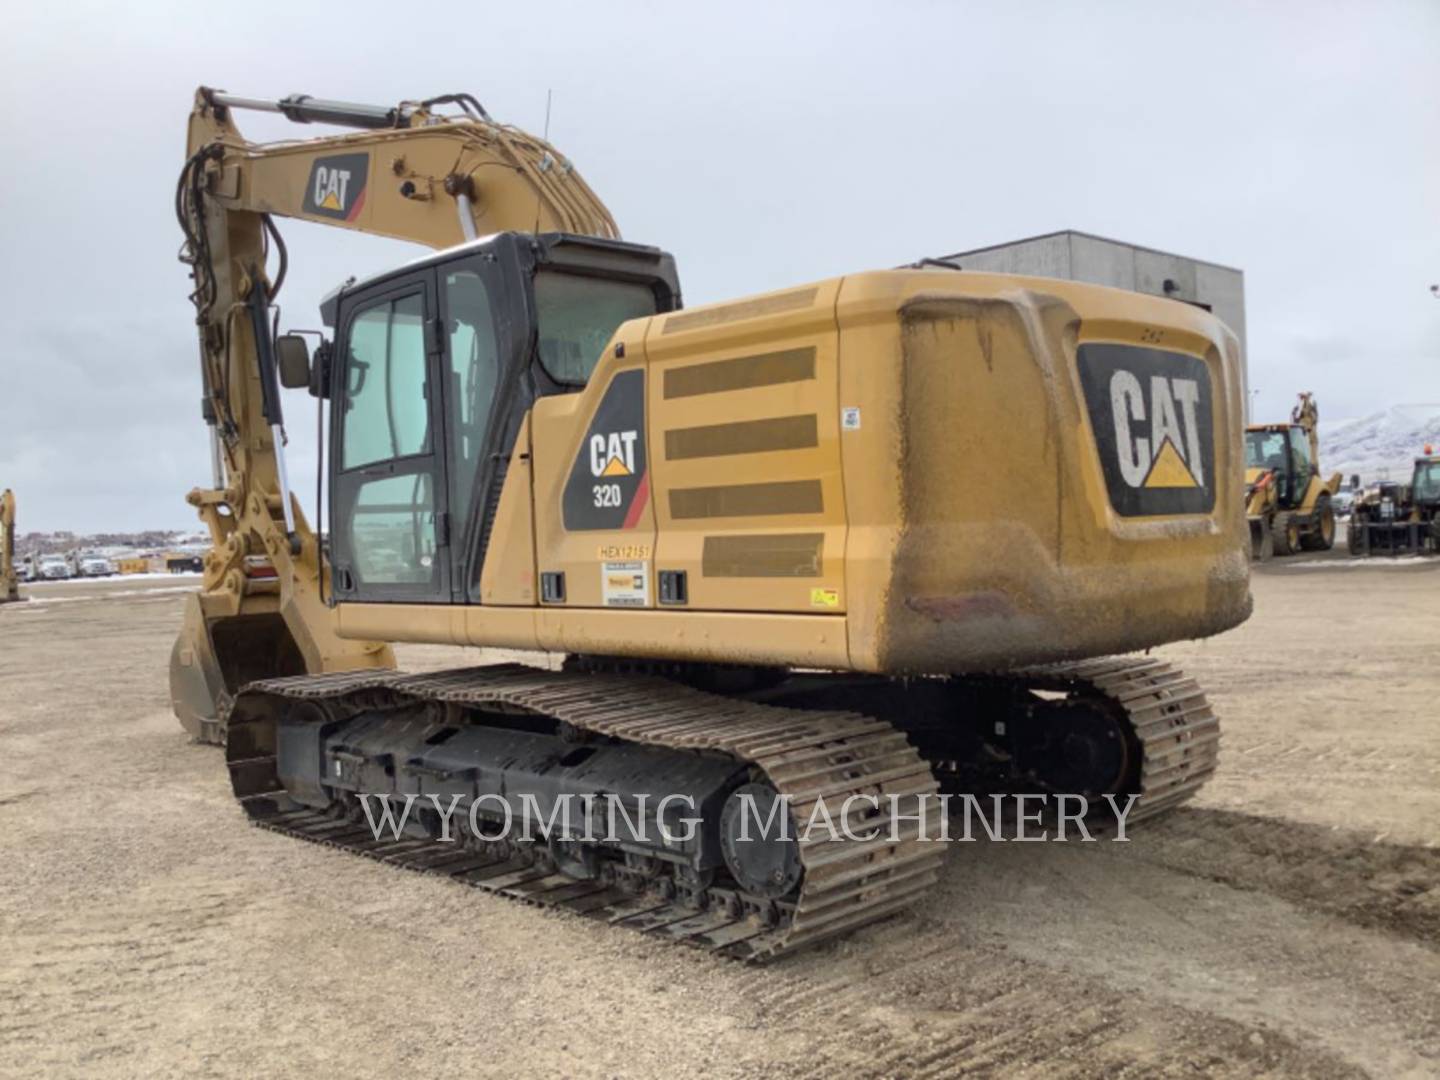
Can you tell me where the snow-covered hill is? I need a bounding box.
[1319,405,1440,483]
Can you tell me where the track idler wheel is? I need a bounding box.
[718,783,802,900]
[1015,699,1133,798]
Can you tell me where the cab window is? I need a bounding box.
[441,265,501,530]
[1245,431,1286,471]
[534,272,656,385]
[333,286,443,596]
[342,293,430,469]
[1288,425,1313,477]
[1414,462,1440,502]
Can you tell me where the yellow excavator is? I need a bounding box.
[171,88,1250,960]
[1243,393,1341,559]
[1,489,19,603]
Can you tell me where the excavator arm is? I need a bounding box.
[170,87,620,741]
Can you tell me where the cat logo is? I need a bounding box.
[1078,343,1216,517]
[590,431,639,478]
[564,369,649,531]
[314,167,352,211]
[302,152,370,222]
[1109,370,1205,490]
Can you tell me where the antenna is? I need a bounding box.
[534,89,553,234]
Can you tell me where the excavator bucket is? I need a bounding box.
[169,594,227,743]
[169,593,308,744]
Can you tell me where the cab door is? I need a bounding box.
[329,271,451,603]
[435,254,509,602]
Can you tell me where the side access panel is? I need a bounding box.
[645,283,848,614]
[530,316,657,627]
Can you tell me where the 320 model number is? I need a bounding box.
[593,483,623,508]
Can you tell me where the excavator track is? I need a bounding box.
[1017,654,1222,823]
[225,654,1218,961]
[227,664,947,962]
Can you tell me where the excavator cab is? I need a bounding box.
[1244,424,1312,510]
[307,231,679,607]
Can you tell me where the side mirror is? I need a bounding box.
[276,334,312,389]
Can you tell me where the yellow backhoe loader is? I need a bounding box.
[1243,393,1341,559]
[171,88,1250,960]
[1,489,20,603]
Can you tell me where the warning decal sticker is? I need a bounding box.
[601,560,650,607]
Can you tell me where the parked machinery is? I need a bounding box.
[1347,451,1440,556]
[0,489,18,603]
[165,552,205,574]
[66,549,116,577]
[1243,393,1342,559]
[170,87,1250,960]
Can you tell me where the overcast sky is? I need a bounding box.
[2,0,1437,532]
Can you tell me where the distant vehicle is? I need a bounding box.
[1331,488,1356,516]
[1243,392,1342,559]
[38,555,70,580]
[165,554,204,574]
[67,549,116,577]
[1348,452,1440,556]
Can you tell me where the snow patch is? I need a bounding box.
[22,571,202,587]
[1281,556,1434,570]
[17,585,201,605]
[1320,404,1440,483]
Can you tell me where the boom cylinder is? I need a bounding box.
[207,91,411,130]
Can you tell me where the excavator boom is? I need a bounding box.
[190,89,617,246]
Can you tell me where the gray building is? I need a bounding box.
[937,230,1247,415]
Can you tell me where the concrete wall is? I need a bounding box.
[941,232,1247,415]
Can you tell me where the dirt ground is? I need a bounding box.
[2,557,1437,1079]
